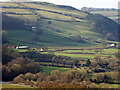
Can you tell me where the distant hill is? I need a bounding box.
[81,7,119,23]
[2,2,119,47]
[90,11,118,23]
[81,7,118,12]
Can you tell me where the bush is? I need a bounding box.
[24,73,35,81]
[85,59,91,66]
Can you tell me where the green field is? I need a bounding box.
[17,47,118,60]
[55,52,95,59]
[103,48,118,54]
[6,26,99,47]
[17,49,29,52]
[40,48,118,60]
[40,66,70,74]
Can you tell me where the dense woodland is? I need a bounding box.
[86,14,119,41]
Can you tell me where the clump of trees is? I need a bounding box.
[90,72,120,84]
[71,35,86,43]
[2,57,43,81]
[13,69,88,88]
[114,52,120,58]
[85,59,91,66]
[2,45,21,65]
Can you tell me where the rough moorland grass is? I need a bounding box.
[35,10,73,21]
[2,3,23,7]
[35,10,84,22]
[3,2,87,21]
[21,2,87,17]
[2,8,32,14]
[40,66,70,74]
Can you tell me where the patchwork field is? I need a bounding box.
[2,2,109,47]
[40,47,118,60]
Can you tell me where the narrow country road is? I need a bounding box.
[0,81,32,88]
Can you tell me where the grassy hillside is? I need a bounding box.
[2,2,118,47]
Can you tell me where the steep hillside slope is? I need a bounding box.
[2,2,119,47]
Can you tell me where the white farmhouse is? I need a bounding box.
[110,43,116,47]
[16,46,29,49]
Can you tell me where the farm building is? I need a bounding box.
[40,48,44,51]
[32,26,36,29]
[107,43,118,48]
[16,46,29,49]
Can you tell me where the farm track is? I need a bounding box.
[63,52,95,54]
